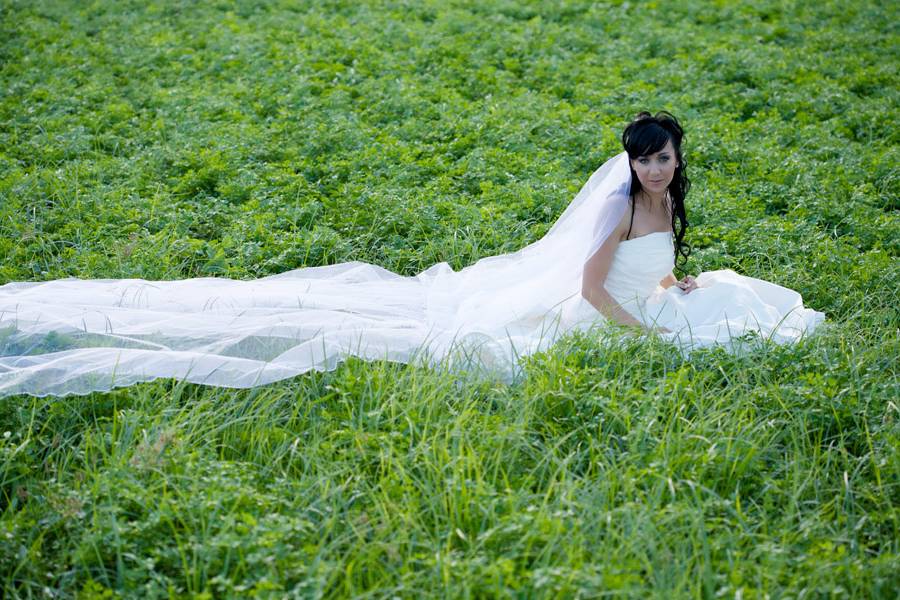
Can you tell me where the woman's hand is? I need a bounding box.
[675,275,698,294]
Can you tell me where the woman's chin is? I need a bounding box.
[644,182,669,194]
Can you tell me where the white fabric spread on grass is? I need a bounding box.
[0,152,824,397]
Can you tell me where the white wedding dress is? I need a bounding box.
[0,153,825,397]
[564,230,825,347]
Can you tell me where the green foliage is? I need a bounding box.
[0,0,897,597]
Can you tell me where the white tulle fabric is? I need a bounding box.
[0,152,823,397]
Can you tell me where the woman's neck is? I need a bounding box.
[636,189,670,211]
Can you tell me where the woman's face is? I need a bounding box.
[630,138,678,196]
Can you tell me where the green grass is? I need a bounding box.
[1,0,898,597]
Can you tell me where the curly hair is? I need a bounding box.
[621,111,691,270]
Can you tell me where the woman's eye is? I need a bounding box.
[660,156,670,162]
[638,158,649,164]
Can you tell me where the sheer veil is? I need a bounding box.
[0,152,633,397]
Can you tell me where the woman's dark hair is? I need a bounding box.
[621,111,691,270]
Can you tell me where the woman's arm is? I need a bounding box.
[581,217,646,328]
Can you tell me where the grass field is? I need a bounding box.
[1,0,898,597]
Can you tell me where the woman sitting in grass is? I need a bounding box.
[0,112,823,397]
[577,111,824,340]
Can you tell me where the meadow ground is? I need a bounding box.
[0,0,898,597]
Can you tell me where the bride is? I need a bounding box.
[0,112,824,397]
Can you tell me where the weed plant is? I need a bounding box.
[0,0,898,597]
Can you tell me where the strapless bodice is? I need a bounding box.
[559,230,674,332]
[603,231,675,318]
